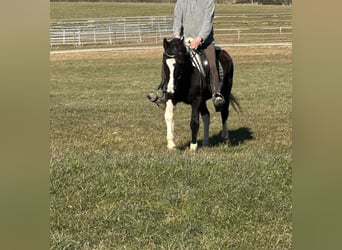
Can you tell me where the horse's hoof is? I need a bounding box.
[190,143,198,151]
[221,135,229,141]
[167,142,176,150]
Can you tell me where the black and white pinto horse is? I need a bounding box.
[162,37,239,150]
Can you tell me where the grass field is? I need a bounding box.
[50,3,292,249]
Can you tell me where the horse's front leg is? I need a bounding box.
[190,99,201,151]
[165,99,176,150]
[200,102,210,147]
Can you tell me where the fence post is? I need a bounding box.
[78,29,81,46]
[109,25,112,44]
[138,28,142,42]
[114,29,116,44]
[124,18,126,41]
[157,22,161,41]
[138,17,142,42]
[109,19,113,45]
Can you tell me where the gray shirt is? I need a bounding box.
[173,0,215,44]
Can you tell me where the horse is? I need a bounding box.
[160,37,239,150]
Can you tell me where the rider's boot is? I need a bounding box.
[213,91,225,112]
[147,82,166,109]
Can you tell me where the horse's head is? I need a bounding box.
[162,38,189,96]
[163,37,187,64]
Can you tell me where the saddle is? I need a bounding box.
[188,46,223,87]
[188,49,210,81]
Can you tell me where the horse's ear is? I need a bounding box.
[163,38,169,49]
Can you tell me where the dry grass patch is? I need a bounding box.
[50,45,291,62]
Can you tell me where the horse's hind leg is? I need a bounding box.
[200,102,210,146]
[218,49,234,141]
[221,103,229,140]
[220,81,232,141]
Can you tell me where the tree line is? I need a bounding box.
[50,0,292,5]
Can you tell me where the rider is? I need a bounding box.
[147,0,225,111]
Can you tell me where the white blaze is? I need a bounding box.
[166,58,176,93]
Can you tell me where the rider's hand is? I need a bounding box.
[190,36,202,50]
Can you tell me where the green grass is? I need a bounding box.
[50,45,292,249]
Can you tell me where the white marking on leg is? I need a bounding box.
[221,121,229,140]
[202,113,210,146]
[165,100,176,149]
[190,143,198,151]
[164,58,177,149]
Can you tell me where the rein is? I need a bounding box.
[188,48,207,95]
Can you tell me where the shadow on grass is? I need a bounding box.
[178,127,254,150]
[227,127,254,146]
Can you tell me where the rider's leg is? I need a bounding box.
[204,43,225,110]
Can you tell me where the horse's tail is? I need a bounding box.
[229,93,241,114]
[216,48,241,114]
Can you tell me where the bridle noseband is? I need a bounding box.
[163,52,176,58]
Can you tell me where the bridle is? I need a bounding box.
[163,52,176,58]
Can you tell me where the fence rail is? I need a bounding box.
[50,13,292,47]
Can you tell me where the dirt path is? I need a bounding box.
[50,43,292,62]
